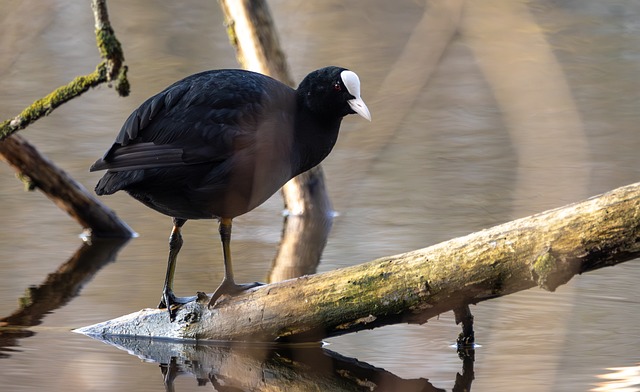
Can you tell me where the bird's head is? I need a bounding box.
[297,66,371,122]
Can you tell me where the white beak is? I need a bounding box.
[348,97,372,121]
[341,70,372,121]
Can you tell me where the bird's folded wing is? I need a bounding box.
[89,143,185,172]
[89,128,253,172]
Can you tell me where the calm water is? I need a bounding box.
[1,0,639,391]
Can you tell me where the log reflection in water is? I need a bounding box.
[86,334,475,391]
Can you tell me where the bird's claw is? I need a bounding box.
[158,290,197,322]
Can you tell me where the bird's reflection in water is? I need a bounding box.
[94,334,474,391]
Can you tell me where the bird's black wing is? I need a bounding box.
[90,70,293,172]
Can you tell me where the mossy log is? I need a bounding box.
[76,182,640,342]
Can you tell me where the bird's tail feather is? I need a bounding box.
[95,170,144,195]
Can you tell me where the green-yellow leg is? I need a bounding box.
[159,218,195,321]
[208,218,262,307]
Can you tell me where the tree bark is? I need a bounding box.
[76,182,640,342]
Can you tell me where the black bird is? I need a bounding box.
[90,66,371,320]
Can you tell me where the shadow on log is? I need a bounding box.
[75,182,640,342]
[84,334,474,391]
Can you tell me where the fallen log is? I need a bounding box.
[75,182,640,342]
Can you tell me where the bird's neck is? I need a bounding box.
[293,110,342,175]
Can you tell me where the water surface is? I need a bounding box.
[1,0,639,391]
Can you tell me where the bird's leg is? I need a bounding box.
[158,218,195,321]
[208,218,262,308]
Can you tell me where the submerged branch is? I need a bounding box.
[76,182,640,341]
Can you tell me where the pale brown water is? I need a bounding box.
[1,0,639,391]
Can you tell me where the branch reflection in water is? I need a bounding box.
[269,205,334,283]
[0,237,130,357]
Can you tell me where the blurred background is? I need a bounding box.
[0,0,639,391]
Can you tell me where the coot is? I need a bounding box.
[90,66,370,320]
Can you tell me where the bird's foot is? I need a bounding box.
[159,290,197,322]
[207,280,263,308]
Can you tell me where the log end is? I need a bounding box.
[73,301,207,340]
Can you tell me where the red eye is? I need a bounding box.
[333,82,341,91]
